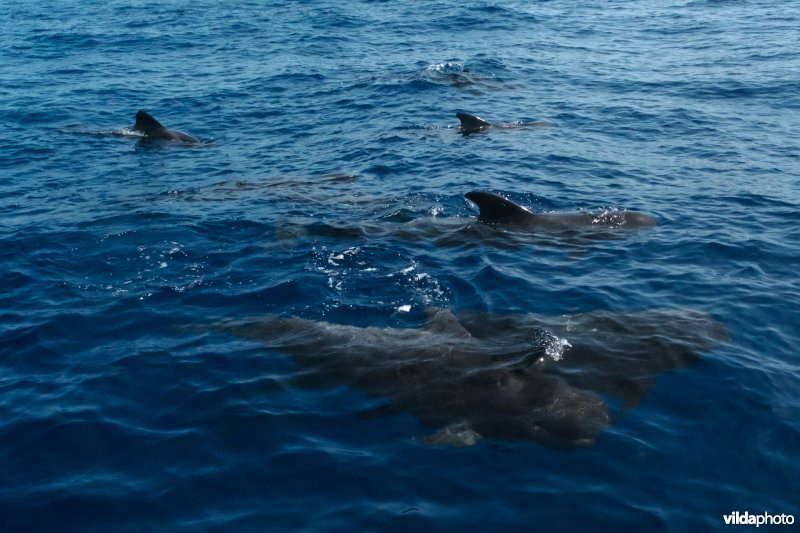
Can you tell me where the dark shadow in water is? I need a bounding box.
[204,307,728,449]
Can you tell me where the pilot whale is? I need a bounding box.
[269,191,657,248]
[207,307,727,448]
[465,191,657,230]
[457,112,551,134]
[455,308,729,407]
[214,308,610,448]
[131,110,199,143]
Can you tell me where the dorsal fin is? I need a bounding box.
[465,191,536,225]
[134,110,165,134]
[424,308,471,338]
[456,112,491,132]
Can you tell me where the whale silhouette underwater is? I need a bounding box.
[210,307,728,449]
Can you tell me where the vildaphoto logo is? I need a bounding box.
[723,511,795,527]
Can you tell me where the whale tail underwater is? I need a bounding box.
[465,191,657,230]
[132,110,200,143]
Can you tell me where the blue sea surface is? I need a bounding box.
[1,0,799,530]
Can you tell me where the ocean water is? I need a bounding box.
[1,0,799,530]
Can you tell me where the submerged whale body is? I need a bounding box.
[465,191,657,230]
[217,308,610,448]
[455,308,730,408]
[210,307,728,448]
[131,110,199,143]
[456,112,551,133]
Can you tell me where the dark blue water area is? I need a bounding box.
[2,0,799,530]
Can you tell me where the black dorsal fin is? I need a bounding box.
[134,110,165,133]
[465,191,536,225]
[456,112,491,132]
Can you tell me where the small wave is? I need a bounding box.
[426,61,467,74]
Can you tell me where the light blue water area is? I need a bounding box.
[1,0,799,530]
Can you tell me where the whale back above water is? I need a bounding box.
[456,112,492,132]
[465,191,657,230]
[133,110,166,134]
[132,110,199,143]
[456,112,551,133]
[465,191,537,225]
